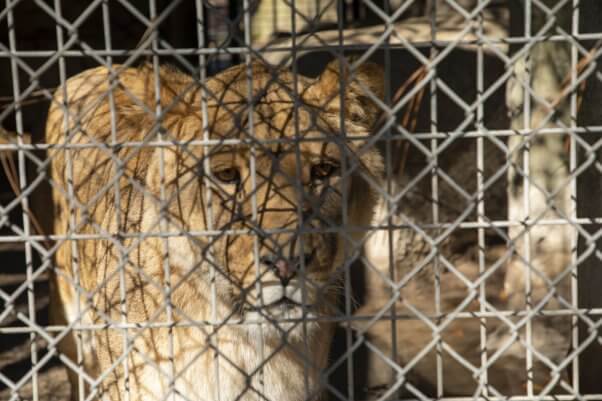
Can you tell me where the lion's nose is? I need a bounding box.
[260,253,313,286]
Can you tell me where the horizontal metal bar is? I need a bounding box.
[0,216,601,245]
[1,32,602,59]
[395,395,602,401]
[2,306,601,334]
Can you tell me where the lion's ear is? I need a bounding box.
[309,59,385,128]
[116,63,198,121]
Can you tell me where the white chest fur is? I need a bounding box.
[133,327,321,401]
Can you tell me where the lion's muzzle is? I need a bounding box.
[259,251,314,286]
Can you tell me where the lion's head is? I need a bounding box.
[132,60,385,339]
[50,60,382,343]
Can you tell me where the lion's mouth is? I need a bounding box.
[242,297,313,313]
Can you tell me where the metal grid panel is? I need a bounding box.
[0,1,601,400]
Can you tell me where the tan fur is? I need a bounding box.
[46,60,384,401]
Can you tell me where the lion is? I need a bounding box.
[45,59,384,401]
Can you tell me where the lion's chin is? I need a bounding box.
[241,305,320,342]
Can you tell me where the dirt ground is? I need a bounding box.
[0,366,70,401]
[0,265,70,401]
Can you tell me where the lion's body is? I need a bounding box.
[46,61,383,401]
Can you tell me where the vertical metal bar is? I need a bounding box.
[193,1,223,400]
[428,0,443,397]
[475,0,489,398]
[337,0,356,397]
[569,0,580,394]
[241,0,267,396]
[241,0,267,397]
[5,1,37,400]
[373,0,398,397]
[101,1,133,400]
[287,0,312,398]
[50,0,87,399]
[522,0,534,396]
[148,1,177,399]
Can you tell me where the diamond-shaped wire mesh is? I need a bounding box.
[1,0,602,400]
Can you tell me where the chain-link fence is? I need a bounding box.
[1,0,602,400]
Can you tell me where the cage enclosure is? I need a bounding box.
[1,1,602,401]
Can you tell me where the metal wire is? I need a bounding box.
[1,1,601,401]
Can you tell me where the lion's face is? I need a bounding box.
[208,121,359,338]
[145,61,384,339]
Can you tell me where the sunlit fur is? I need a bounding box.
[47,60,384,401]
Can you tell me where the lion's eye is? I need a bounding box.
[214,167,240,184]
[311,162,339,180]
